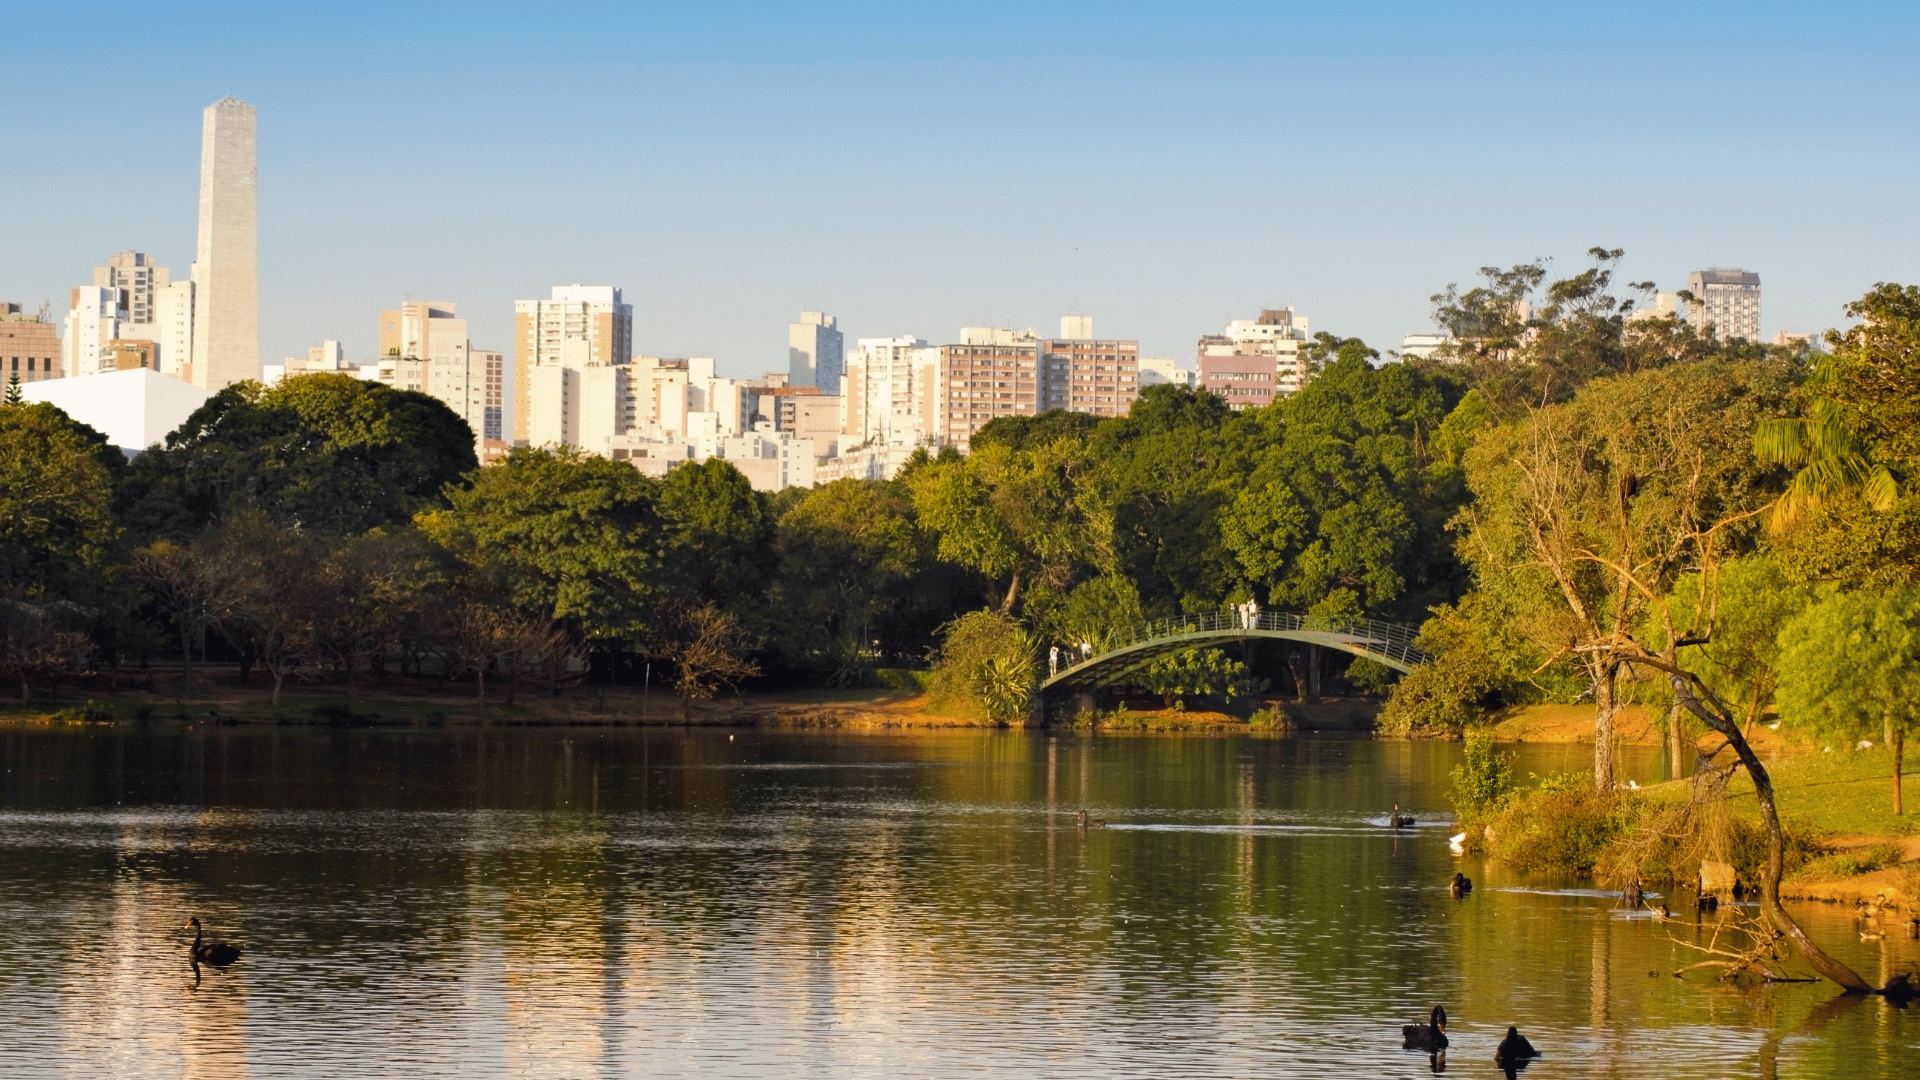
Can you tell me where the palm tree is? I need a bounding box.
[1753,356,1896,530]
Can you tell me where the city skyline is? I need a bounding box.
[2,3,1915,379]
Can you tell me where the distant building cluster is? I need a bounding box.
[10,99,1809,486]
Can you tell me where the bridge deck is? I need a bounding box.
[1041,610,1426,692]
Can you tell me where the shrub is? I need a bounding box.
[1487,787,1637,874]
[48,700,114,723]
[1449,729,1514,822]
[1249,703,1300,733]
[927,611,1035,724]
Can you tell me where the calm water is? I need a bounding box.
[0,726,1912,1079]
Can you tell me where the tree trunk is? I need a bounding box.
[1285,647,1307,704]
[271,667,284,709]
[1670,675,1872,993]
[999,572,1022,615]
[1307,645,1320,704]
[1593,662,1617,793]
[180,627,195,697]
[476,664,486,703]
[1893,726,1905,817]
[1668,704,1688,782]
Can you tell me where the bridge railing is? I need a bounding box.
[1054,609,1427,678]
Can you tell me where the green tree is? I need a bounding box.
[1775,588,1920,814]
[1458,356,1796,791]
[657,457,773,610]
[1138,647,1260,710]
[907,437,1112,615]
[772,478,928,668]
[0,401,124,601]
[1657,554,1817,740]
[124,372,476,538]
[418,446,660,646]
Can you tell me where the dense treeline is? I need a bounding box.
[5,256,1918,771]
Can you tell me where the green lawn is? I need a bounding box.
[1719,742,1915,840]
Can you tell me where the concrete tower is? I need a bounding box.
[190,96,258,389]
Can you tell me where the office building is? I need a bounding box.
[263,340,351,384]
[788,310,843,391]
[189,97,259,390]
[1686,269,1761,342]
[2,303,62,385]
[513,285,632,445]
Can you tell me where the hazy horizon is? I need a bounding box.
[4,1,1915,384]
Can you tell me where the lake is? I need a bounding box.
[0,726,1912,1078]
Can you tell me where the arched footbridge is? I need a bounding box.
[1041,610,1428,692]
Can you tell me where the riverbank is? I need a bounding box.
[0,667,1395,733]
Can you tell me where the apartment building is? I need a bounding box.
[939,318,1142,451]
[1,303,62,385]
[513,285,633,445]
[1197,306,1311,408]
[368,301,506,458]
[95,251,169,325]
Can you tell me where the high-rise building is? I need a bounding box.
[513,285,632,445]
[94,252,170,325]
[189,97,259,390]
[844,335,934,448]
[939,321,1139,451]
[1039,334,1138,417]
[1197,306,1311,408]
[788,311,843,391]
[154,279,194,374]
[374,301,505,458]
[62,286,120,378]
[1686,269,1761,342]
[1,303,62,385]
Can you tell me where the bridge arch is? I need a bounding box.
[1040,610,1426,693]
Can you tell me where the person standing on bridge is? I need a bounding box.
[1080,641,1092,662]
[1049,645,1061,676]
[1248,598,1261,629]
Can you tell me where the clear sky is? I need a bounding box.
[3,1,1916,384]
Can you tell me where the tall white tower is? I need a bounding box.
[190,96,258,389]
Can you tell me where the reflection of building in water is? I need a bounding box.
[497,823,621,1077]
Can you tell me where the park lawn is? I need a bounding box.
[1724,741,1916,842]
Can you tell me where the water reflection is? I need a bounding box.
[0,727,1913,1078]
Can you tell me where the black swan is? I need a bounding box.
[1696,894,1719,913]
[1402,1005,1448,1051]
[186,918,241,967]
[1449,872,1472,897]
[1620,880,1644,908]
[1077,809,1106,829]
[1388,803,1415,828]
[1495,1026,1539,1063]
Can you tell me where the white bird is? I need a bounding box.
[1448,831,1467,853]
[1857,739,1874,750]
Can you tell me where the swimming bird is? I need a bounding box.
[1620,880,1644,908]
[1696,894,1718,913]
[1494,1026,1539,1063]
[186,918,241,967]
[1402,1005,1448,1051]
[1882,973,1915,1004]
[1077,809,1106,829]
[1449,872,1472,897]
[1389,803,1415,828]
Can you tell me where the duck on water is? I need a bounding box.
[186,918,241,967]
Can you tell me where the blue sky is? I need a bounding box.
[2,1,1915,384]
